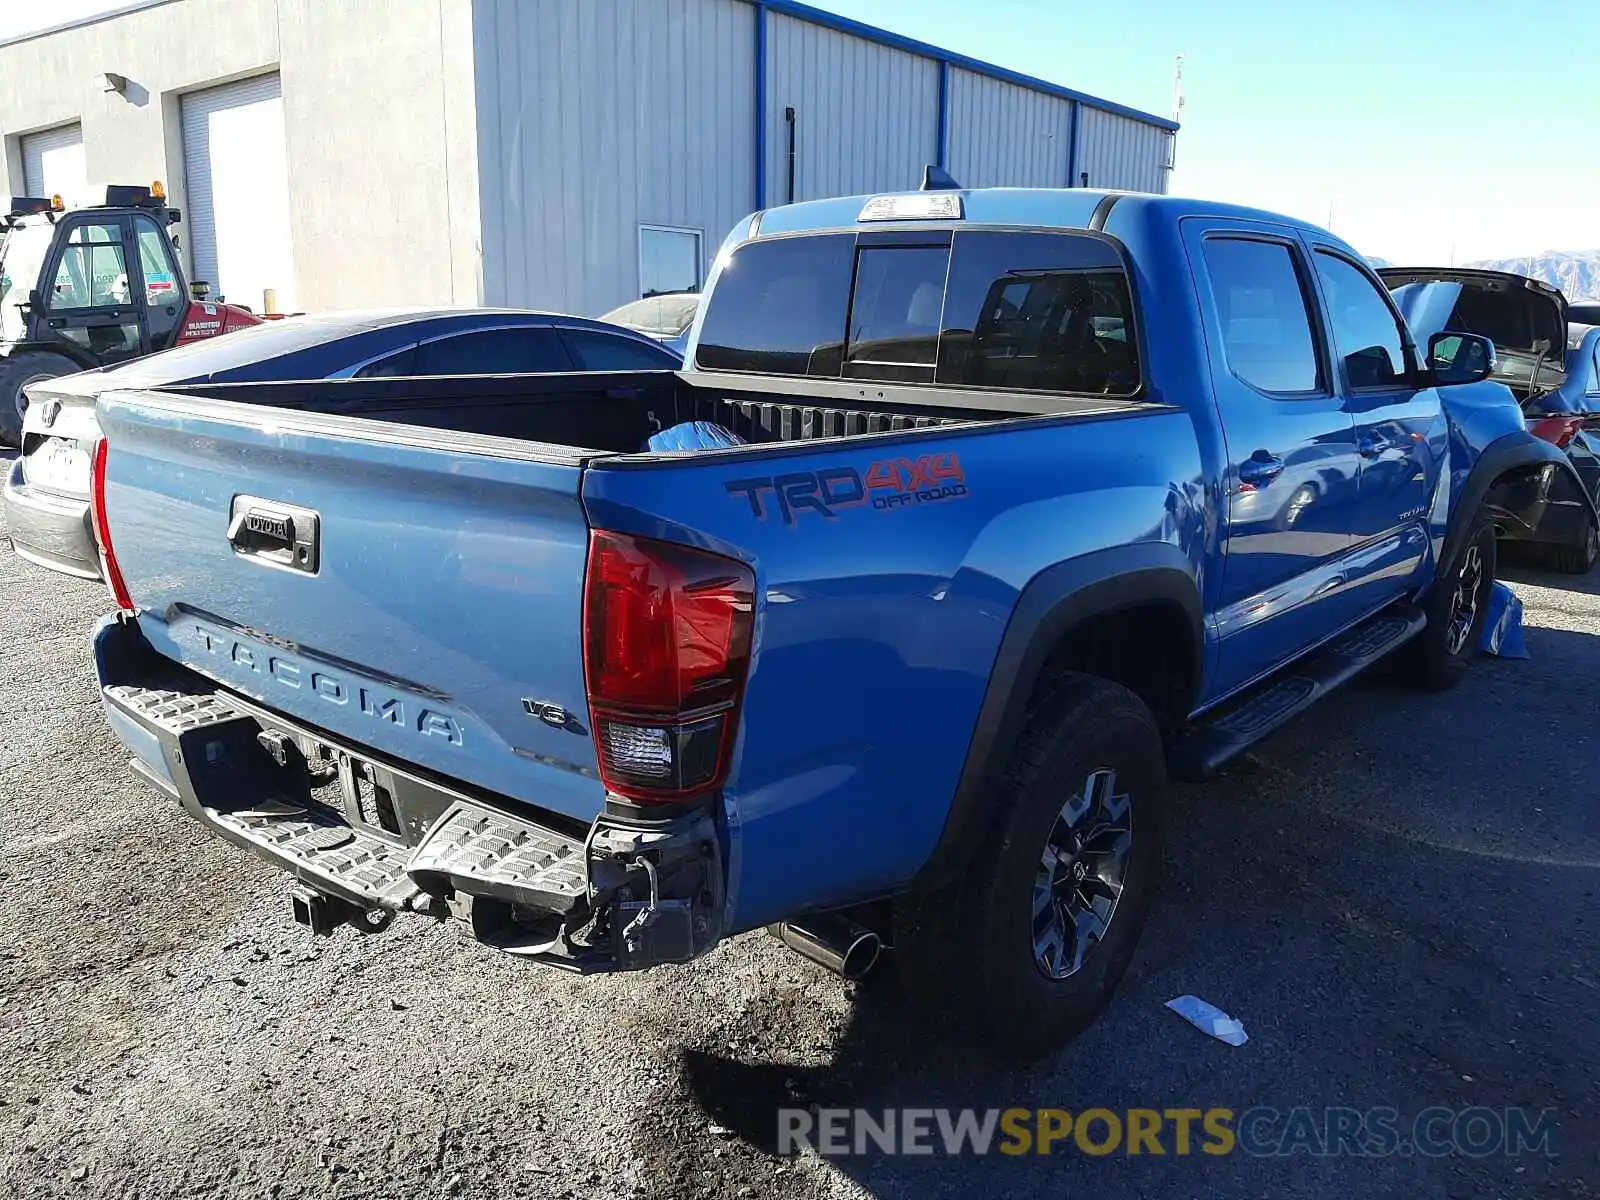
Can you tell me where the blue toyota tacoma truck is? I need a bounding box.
[82,187,1589,1061]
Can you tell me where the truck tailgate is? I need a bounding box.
[95,389,605,823]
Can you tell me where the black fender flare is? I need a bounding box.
[1445,431,1598,568]
[911,542,1204,890]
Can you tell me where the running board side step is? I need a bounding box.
[1170,607,1426,780]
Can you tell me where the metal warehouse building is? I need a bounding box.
[0,0,1178,318]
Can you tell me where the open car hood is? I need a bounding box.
[1378,267,1567,358]
[1569,301,1600,328]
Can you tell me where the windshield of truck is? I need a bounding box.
[695,228,1140,398]
[0,221,55,344]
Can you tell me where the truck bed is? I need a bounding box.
[92,364,1182,935]
[166,369,1142,458]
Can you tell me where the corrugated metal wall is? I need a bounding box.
[1078,107,1172,194]
[946,69,1073,189]
[472,0,756,315]
[469,0,1175,313]
[763,11,939,204]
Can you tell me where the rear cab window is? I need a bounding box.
[694,227,1141,398]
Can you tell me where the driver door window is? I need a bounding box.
[1312,251,1410,390]
[45,220,141,360]
[48,222,129,312]
[1310,246,1435,573]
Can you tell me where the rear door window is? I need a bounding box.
[414,327,574,375]
[694,234,854,376]
[352,346,416,378]
[1201,237,1323,395]
[937,231,1139,395]
[561,328,679,371]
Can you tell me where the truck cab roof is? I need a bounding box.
[750,187,1351,245]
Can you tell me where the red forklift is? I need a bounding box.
[0,183,261,443]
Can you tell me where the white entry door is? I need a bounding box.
[181,73,295,312]
[21,124,87,208]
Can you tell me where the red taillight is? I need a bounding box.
[89,439,134,611]
[1529,416,1581,449]
[583,530,754,803]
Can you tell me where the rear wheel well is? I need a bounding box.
[1031,603,1197,739]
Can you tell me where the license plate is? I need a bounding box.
[24,436,90,495]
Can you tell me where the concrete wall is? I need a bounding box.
[472,0,757,316]
[0,0,482,311]
[277,0,481,307]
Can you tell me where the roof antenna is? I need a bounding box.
[1166,53,1185,178]
[921,165,961,191]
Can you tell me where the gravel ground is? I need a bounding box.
[0,461,1595,1199]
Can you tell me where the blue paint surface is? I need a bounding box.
[94,187,1543,935]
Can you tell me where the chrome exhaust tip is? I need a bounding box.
[768,913,881,980]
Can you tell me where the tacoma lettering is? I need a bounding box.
[193,625,461,743]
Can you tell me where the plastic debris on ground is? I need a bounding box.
[1166,995,1248,1046]
[1480,581,1528,658]
[644,421,746,453]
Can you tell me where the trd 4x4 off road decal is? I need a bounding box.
[725,453,968,524]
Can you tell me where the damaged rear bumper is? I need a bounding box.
[92,614,725,973]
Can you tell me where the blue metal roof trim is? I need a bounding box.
[753,0,1180,133]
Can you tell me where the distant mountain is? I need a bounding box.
[1464,250,1600,302]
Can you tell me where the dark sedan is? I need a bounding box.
[5,308,679,580]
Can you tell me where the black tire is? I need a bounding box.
[894,674,1168,1063]
[1542,520,1599,575]
[1399,508,1497,691]
[0,351,79,446]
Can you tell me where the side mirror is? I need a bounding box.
[27,289,41,310]
[190,280,211,300]
[1429,331,1496,386]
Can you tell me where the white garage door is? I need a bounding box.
[21,124,87,208]
[181,73,295,313]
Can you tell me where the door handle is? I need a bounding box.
[1358,434,1391,458]
[1238,451,1285,485]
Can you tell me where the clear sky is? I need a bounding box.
[817,0,1599,264]
[6,0,1594,265]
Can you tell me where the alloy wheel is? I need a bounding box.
[1445,542,1484,656]
[1032,767,1134,980]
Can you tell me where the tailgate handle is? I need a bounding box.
[228,495,320,574]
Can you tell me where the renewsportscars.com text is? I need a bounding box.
[777,1106,1560,1158]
